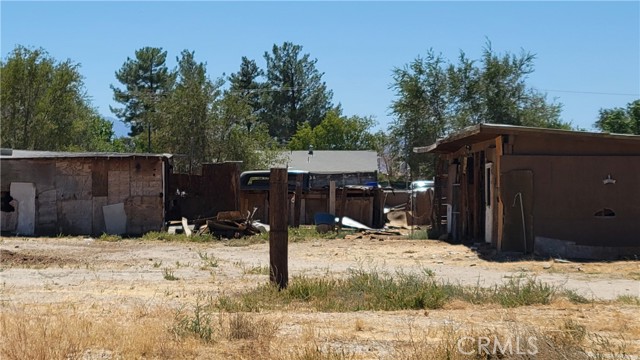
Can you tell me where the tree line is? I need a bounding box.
[2,42,638,177]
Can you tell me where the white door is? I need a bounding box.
[10,182,36,235]
[484,163,493,243]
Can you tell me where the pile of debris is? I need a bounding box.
[169,209,268,239]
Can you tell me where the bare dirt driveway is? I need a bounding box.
[1,235,639,359]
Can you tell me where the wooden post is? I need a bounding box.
[329,180,336,215]
[495,136,504,251]
[337,186,348,232]
[294,174,303,227]
[372,188,384,229]
[269,168,288,289]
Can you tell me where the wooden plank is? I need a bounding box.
[372,188,384,228]
[58,199,92,235]
[124,196,163,234]
[37,189,57,229]
[107,170,130,204]
[338,187,347,231]
[461,157,468,240]
[55,159,91,176]
[130,158,163,197]
[92,160,109,197]
[182,217,192,237]
[366,197,373,227]
[269,168,288,290]
[293,174,303,227]
[108,158,129,171]
[92,196,108,236]
[472,152,480,239]
[289,194,295,227]
[1,160,55,192]
[302,193,328,200]
[329,181,336,215]
[496,136,504,250]
[55,160,92,201]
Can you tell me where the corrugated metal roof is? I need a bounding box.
[414,123,640,154]
[0,149,173,159]
[272,150,379,173]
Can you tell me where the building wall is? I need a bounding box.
[430,130,640,258]
[169,162,240,220]
[1,157,165,236]
[501,155,640,249]
[511,134,640,156]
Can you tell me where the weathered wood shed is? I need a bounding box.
[0,149,172,236]
[414,124,640,260]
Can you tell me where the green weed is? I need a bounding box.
[162,268,179,281]
[98,233,122,242]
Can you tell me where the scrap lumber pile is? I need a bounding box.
[171,209,267,239]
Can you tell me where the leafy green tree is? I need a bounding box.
[389,43,569,178]
[110,47,175,150]
[154,50,221,173]
[446,52,484,129]
[214,89,283,171]
[594,99,640,134]
[263,42,333,141]
[289,109,379,150]
[371,131,403,181]
[478,43,566,129]
[1,45,115,151]
[68,112,118,152]
[228,57,266,133]
[447,44,566,130]
[390,50,449,178]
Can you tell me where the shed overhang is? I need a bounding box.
[413,123,640,154]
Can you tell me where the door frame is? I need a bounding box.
[484,163,493,243]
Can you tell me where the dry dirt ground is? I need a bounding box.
[1,235,639,359]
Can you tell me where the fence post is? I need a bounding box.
[269,168,288,289]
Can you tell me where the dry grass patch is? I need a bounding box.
[393,320,634,360]
[1,302,636,360]
[0,305,193,359]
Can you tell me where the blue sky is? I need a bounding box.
[2,1,639,137]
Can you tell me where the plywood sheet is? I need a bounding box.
[1,160,55,192]
[37,188,57,234]
[92,197,108,235]
[92,160,109,197]
[107,158,129,171]
[59,200,92,235]
[125,196,162,234]
[130,159,163,197]
[103,203,127,235]
[55,160,92,201]
[108,170,130,204]
[10,182,36,235]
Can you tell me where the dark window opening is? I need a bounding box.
[467,157,474,184]
[1,191,14,212]
[594,208,616,217]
